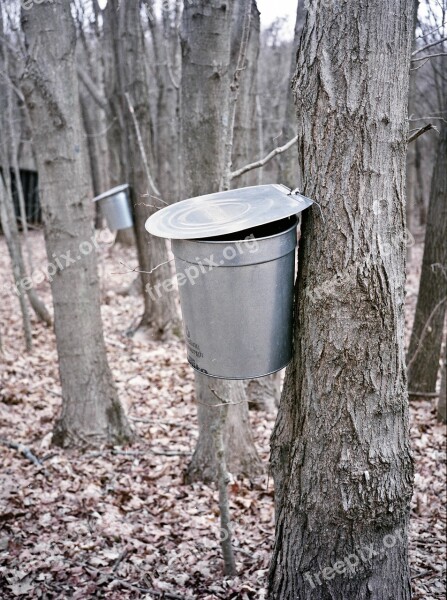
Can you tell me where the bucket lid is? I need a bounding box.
[145,184,313,240]
[93,183,129,202]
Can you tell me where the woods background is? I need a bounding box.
[0,0,445,599]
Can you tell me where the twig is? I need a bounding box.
[86,447,190,458]
[0,438,49,476]
[112,258,174,275]
[124,92,160,196]
[112,547,131,572]
[407,123,437,143]
[408,391,439,398]
[412,36,447,56]
[230,135,299,180]
[412,52,447,62]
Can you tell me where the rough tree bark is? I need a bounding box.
[268,1,414,598]
[407,121,447,395]
[181,0,261,483]
[21,0,132,448]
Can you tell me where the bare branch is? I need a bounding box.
[0,438,49,476]
[230,134,298,180]
[407,123,437,143]
[412,52,447,62]
[412,36,447,56]
[124,92,160,197]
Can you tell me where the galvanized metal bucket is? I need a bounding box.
[93,184,133,231]
[171,216,297,379]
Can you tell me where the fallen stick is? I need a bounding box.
[0,438,49,476]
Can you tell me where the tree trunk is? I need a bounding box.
[268,1,414,598]
[246,372,280,413]
[21,0,132,448]
[0,175,33,352]
[181,0,262,483]
[101,0,135,247]
[148,0,182,204]
[230,0,260,188]
[277,0,305,189]
[109,0,179,337]
[437,354,446,423]
[407,122,447,395]
[185,374,262,484]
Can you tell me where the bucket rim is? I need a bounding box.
[93,183,130,202]
[183,215,298,245]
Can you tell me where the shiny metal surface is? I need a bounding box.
[146,184,312,240]
[171,217,297,379]
[93,184,133,231]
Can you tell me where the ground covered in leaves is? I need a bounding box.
[0,231,445,599]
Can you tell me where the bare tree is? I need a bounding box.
[104,0,179,337]
[181,0,261,483]
[269,0,415,597]
[277,0,305,189]
[407,119,447,396]
[21,0,132,447]
[230,0,260,188]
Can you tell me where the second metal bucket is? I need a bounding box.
[93,184,133,231]
[171,216,297,379]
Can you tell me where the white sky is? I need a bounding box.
[257,0,297,39]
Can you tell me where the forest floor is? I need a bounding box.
[0,230,445,600]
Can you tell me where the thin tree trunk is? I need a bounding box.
[407,122,447,395]
[185,375,262,483]
[230,0,260,189]
[0,176,32,352]
[181,0,262,483]
[277,0,305,189]
[107,0,178,337]
[21,0,132,448]
[437,354,446,423]
[269,1,414,597]
[148,1,182,204]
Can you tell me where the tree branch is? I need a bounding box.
[0,438,49,476]
[230,134,298,180]
[412,36,447,56]
[124,92,160,197]
[412,52,447,62]
[407,123,437,143]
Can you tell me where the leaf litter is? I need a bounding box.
[0,232,445,599]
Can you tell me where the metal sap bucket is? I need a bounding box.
[93,184,133,231]
[145,184,314,379]
[171,216,297,379]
